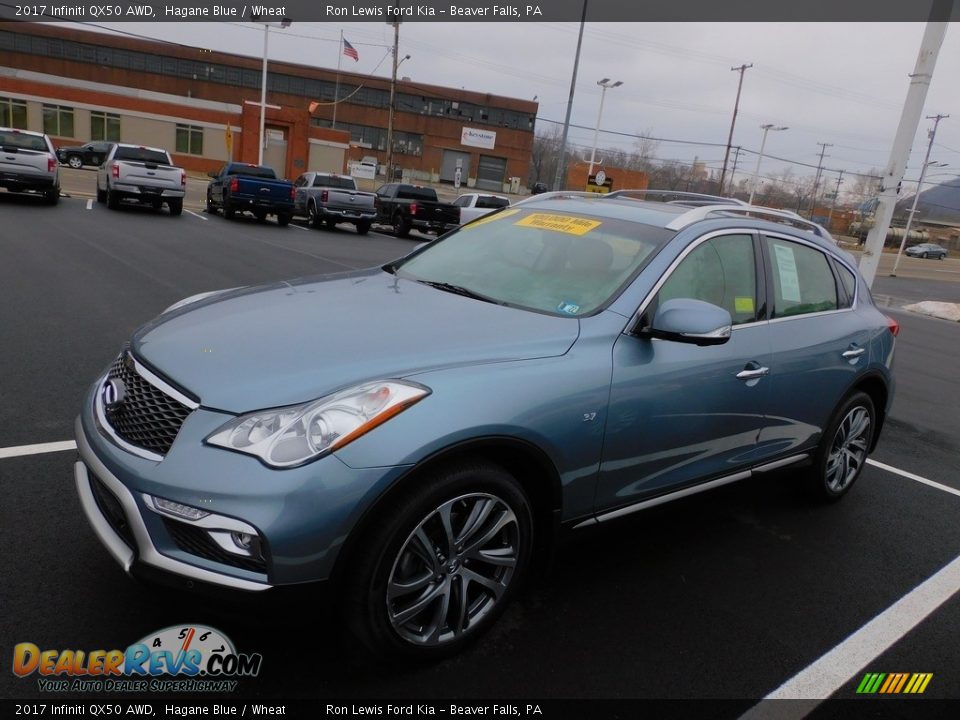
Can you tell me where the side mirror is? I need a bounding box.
[207,170,218,179]
[649,298,732,346]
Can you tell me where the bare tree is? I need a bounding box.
[529,123,566,186]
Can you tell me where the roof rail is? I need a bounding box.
[512,191,599,206]
[604,189,747,206]
[665,204,830,237]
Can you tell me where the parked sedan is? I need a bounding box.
[905,242,948,259]
[57,141,113,169]
[75,195,895,660]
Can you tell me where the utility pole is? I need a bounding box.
[859,0,950,287]
[729,146,742,193]
[385,19,400,182]
[827,170,845,228]
[891,113,949,276]
[809,142,832,219]
[553,0,588,191]
[718,63,752,195]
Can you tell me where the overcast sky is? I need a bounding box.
[62,21,960,193]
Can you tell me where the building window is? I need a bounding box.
[393,131,423,157]
[91,112,121,142]
[42,104,74,137]
[175,124,203,155]
[0,96,28,129]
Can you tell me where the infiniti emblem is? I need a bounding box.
[101,378,126,410]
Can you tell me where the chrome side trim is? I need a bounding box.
[574,453,811,528]
[751,453,809,474]
[75,417,270,592]
[574,470,752,528]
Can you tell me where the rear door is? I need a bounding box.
[596,231,772,512]
[758,233,872,456]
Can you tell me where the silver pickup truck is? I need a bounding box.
[293,172,377,235]
[97,143,185,216]
[0,127,60,205]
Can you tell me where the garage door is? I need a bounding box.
[476,155,507,191]
[441,150,472,184]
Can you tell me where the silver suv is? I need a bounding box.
[0,127,60,205]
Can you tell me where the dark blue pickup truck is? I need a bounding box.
[206,162,295,225]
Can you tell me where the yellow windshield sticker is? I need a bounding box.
[462,207,521,229]
[735,296,755,314]
[514,213,602,236]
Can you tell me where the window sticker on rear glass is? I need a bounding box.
[734,296,755,314]
[557,301,581,315]
[773,244,802,302]
[514,214,602,236]
[461,208,521,229]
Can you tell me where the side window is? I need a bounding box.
[453,196,470,207]
[655,234,758,325]
[293,175,307,188]
[835,262,857,309]
[765,237,838,318]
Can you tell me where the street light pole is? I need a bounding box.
[254,17,291,167]
[747,124,787,205]
[587,79,622,178]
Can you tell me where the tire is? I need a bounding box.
[308,203,323,229]
[356,221,371,236]
[341,460,532,661]
[277,213,292,227]
[939,253,946,260]
[67,155,83,169]
[151,199,163,211]
[810,391,875,501]
[253,210,267,222]
[393,213,411,238]
[206,192,215,213]
[96,186,106,204]
[223,199,235,220]
[107,188,120,210]
[324,218,338,230]
[45,187,60,206]
[168,199,183,216]
[922,252,928,259]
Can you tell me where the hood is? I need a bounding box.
[132,269,578,412]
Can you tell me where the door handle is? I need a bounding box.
[736,366,770,380]
[842,348,865,359]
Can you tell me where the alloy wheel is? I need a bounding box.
[68,156,83,169]
[825,406,870,493]
[386,493,519,646]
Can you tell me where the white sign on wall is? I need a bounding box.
[349,162,377,180]
[461,127,497,150]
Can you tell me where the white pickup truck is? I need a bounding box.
[97,143,186,216]
[453,192,511,224]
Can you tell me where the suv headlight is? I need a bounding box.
[206,380,430,468]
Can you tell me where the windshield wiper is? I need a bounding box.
[416,280,500,304]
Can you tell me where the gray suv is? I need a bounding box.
[0,127,60,205]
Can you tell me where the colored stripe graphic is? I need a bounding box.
[857,672,932,694]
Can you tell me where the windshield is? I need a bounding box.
[394,207,672,317]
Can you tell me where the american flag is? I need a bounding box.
[343,38,359,62]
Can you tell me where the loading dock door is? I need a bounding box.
[441,150,472,184]
[476,154,507,191]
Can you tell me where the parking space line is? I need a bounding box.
[0,440,77,460]
[867,459,960,499]
[185,209,208,221]
[85,199,93,210]
[289,223,309,231]
[741,553,960,713]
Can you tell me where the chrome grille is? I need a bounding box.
[104,353,192,456]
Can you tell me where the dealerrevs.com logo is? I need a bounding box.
[13,625,262,693]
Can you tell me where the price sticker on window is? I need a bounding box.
[514,214,602,236]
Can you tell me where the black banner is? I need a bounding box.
[0,0,958,23]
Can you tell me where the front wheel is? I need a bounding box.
[922,252,929,259]
[811,391,875,501]
[341,461,532,661]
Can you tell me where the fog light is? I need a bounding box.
[148,495,210,521]
[232,532,253,550]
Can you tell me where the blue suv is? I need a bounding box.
[75,191,896,659]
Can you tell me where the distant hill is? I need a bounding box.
[895,176,960,225]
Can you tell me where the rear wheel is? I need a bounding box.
[223,199,235,220]
[277,213,292,227]
[107,188,120,210]
[341,461,532,661]
[45,187,60,205]
[393,213,411,238]
[253,210,267,222]
[356,221,371,235]
[96,186,106,204]
[168,199,183,216]
[308,203,322,229]
[67,155,83,169]
[922,252,929,259]
[810,391,875,501]
[205,192,215,213]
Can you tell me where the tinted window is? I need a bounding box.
[765,237,838,318]
[0,131,48,151]
[114,146,170,164]
[655,234,758,325]
[397,186,438,201]
[453,196,470,207]
[477,196,510,209]
[225,164,277,179]
[313,175,356,189]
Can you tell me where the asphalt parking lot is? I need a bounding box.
[2,189,959,715]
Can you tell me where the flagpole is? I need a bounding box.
[333,30,343,129]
